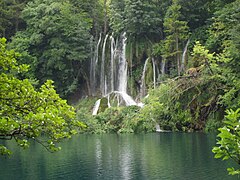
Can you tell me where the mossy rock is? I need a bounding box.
[99,97,108,113]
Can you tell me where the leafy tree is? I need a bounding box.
[10,0,92,97]
[70,0,104,36]
[109,0,125,35]
[124,0,162,38]
[0,0,28,39]
[0,38,85,155]
[162,0,189,76]
[206,0,240,110]
[212,108,240,176]
[0,0,10,37]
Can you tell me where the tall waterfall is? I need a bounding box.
[90,32,129,96]
[152,58,156,89]
[90,33,142,114]
[101,34,109,96]
[117,32,128,93]
[140,58,149,98]
[161,59,166,75]
[181,39,190,73]
[90,34,102,96]
[90,36,94,94]
[90,32,142,113]
[110,35,116,93]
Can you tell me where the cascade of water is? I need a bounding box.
[152,58,156,89]
[95,34,102,65]
[116,91,137,106]
[104,75,108,95]
[91,34,102,96]
[117,32,128,93]
[107,94,111,108]
[129,44,133,95]
[110,35,117,93]
[140,58,149,98]
[92,99,101,115]
[90,36,94,94]
[181,39,190,73]
[91,32,144,113]
[161,59,166,75]
[100,34,109,96]
[106,91,137,106]
[156,124,163,132]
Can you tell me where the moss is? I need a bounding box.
[99,97,108,113]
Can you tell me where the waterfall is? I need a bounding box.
[91,32,129,96]
[140,58,149,98]
[95,34,102,65]
[90,36,94,94]
[152,58,156,89]
[116,91,137,106]
[101,34,109,96]
[92,99,101,115]
[156,124,163,132]
[156,124,170,132]
[90,34,102,96]
[117,32,128,93]
[110,35,116,93]
[91,32,143,113]
[104,75,108,95]
[161,59,166,75]
[107,94,111,108]
[105,91,141,107]
[181,39,190,73]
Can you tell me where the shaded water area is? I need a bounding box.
[0,133,237,180]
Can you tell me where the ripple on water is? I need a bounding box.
[0,133,237,180]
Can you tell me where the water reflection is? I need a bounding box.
[0,133,236,180]
[95,138,103,177]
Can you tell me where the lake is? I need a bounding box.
[0,133,237,180]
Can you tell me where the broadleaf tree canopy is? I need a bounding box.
[0,38,85,155]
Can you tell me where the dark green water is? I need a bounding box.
[0,133,237,180]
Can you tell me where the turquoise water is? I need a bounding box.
[0,133,237,180]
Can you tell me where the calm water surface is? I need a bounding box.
[0,133,237,180]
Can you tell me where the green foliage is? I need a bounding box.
[0,0,28,39]
[142,41,232,132]
[109,0,125,35]
[159,0,189,76]
[139,82,193,131]
[179,0,212,31]
[212,108,240,176]
[75,96,148,134]
[0,38,85,155]
[10,0,92,97]
[81,106,142,134]
[205,1,240,111]
[70,0,104,35]
[124,0,162,37]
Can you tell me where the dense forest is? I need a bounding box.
[0,0,240,174]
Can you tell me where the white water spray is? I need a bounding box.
[110,35,117,93]
[161,59,166,75]
[140,58,149,98]
[91,32,144,114]
[118,32,128,93]
[101,34,109,96]
[92,99,101,115]
[156,124,163,132]
[92,34,102,95]
[181,39,190,73]
[152,58,156,89]
[90,36,94,94]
